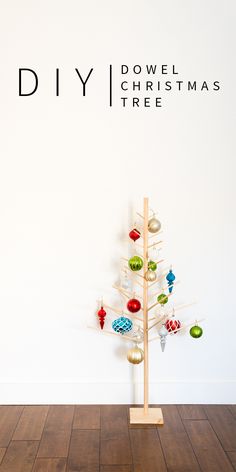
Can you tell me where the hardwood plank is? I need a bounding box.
[32,458,66,472]
[159,405,185,434]
[100,405,132,465]
[13,406,49,440]
[158,406,200,472]
[130,429,167,472]
[158,432,200,471]
[177,404,207,420]
[100,467,132,472]
[227,452,236,471]
[227,405,236,419]
[37,429,71,458]
[42,405,74,429]
[67,430,99,472]
[0,440,38,472]
[0,406,24,447]
[0,450,6,466]
[73,405,100,429]
[37,405,74,458]
[184,419,234,472]
[204,405,236,451]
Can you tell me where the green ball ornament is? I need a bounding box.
[190,325,203,338]
[157,293,168,305]
[148,260,157,271]
[128,256,143,271]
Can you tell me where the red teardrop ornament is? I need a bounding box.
[165,318,181,334]
[97,307,106,329]
[127,298,141,313]
[129,228,141,242]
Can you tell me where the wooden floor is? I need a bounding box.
[0,405,235,471]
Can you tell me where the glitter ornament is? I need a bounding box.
[190,325,203,338]
[148,217,161,234]
[121,271,132,291]
[166,269,176,293]
[165,318,181,334]
[145,270,157,282]
[97,306,106,330]
[112,316,133,335]
[127,345,144,364]
[129,228,141,242]
[159,324,168,352]
[148,260,157,271]
[127,298,141,313]
[128,256,143,271]
[157,293,168,305]
[132,327,144,344]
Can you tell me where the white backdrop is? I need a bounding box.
[0,0,235,404]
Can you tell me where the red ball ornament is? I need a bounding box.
[165,318,181,334]
[129,228,141,242]
[127,298,141,313]
[97,306,106,329]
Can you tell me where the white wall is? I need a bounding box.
[0,0,235,404]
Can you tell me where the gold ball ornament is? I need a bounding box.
[127,346,144,364]
[148,217,161,234]
[145,270,157,282]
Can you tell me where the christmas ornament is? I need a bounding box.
[158,324,168,352]
[112,316,133,335]
[157,293,168,305]
[128,255,143,271]
[127,298,141,313]
[97,306,106,330]
[121,270,132,290]
[190,325,203,338]
[145,270,157,282]
[129,228,141,242]
[166,268,176,293]
[132,327,144,344]
[148,217,161,234]
[148,260,157,271]
[165,317,181,334]
[127,345,144,364]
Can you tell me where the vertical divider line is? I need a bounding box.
[109,65,112,107]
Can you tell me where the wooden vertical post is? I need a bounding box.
[129,197,163,424]
[143,197,149,414]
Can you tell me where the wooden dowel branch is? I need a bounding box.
[103,303,143,322]
[147,287,176,312]
[88,325,134,342]
[148,240,163,249]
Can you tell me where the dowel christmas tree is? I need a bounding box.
[93,197,204,424]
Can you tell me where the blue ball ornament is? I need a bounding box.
[112,316,133,335]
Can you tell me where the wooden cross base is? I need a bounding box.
[129,407,164,425]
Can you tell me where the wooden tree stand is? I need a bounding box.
[129,197,163,425]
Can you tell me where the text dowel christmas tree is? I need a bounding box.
[92,197,204,424]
